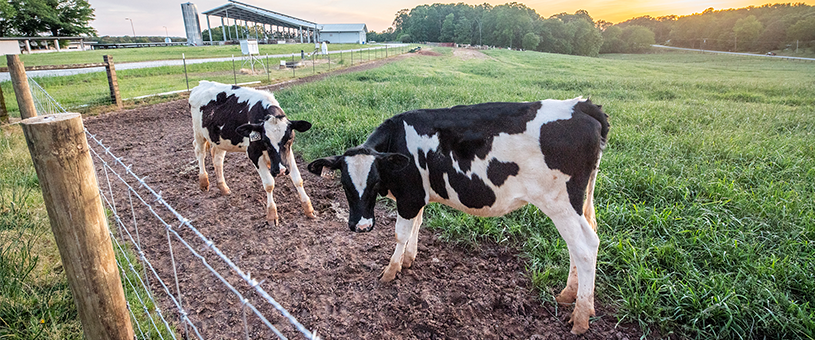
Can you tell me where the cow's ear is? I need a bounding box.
[379,153,411,173]
[308,156,342,176]
[236,123,264,137]
[290,120,312,132]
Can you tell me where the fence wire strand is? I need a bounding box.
[26,76,318,340]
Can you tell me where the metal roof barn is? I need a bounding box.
[200,0,319,44]
[319,24,368,44]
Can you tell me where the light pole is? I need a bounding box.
[125,18,135,37]
[163,25,169,42]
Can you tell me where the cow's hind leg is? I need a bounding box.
[381,215,417,282]
[286,152,316,219]
[401,207,424,269]
[213,149,231,195]
[537,202,599,335]
[194,136,210,191]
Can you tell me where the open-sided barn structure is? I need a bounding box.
[192,0,367,45]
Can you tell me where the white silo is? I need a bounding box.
[181,3,204,46]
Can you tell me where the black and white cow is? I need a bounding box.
[190,80,316,224]
[308,97,609,335]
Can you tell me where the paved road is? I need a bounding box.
[0,44,407,81]
[652,44,815,61]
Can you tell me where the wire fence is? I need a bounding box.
[27,76,320,340]
[2,44,411,118]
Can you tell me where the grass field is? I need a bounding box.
[0,43,369,67]
[1,47,814,339]
[277,48,815,339]
[1,44,411,117]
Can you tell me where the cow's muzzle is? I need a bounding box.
[351,217,374,232]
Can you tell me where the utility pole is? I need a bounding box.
[125,18,135,38]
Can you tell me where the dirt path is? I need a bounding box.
[83,52,642,340]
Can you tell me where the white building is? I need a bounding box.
[319,24,367,44]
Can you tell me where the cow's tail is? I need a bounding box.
[583,165,599,232]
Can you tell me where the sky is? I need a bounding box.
[88,0,815,37]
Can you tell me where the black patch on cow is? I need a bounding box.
[199,92,271,146]
[357,102,547,212]
[539,100,608,214]
[487,159,519,186]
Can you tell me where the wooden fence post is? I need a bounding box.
[6,54,37,119]
[0,85,8,124]
[103,55,123,109]
[21,113,135,340]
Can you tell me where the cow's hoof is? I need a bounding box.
[380,266,399,282]
[217,183,231,195]
[401,255,415,269]
[556,292,577,306]
[302,201,317,219]
[568,299,594,335]
[198,174,210,191]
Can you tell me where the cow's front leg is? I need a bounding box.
[286,152,316,219]
[213,149,231,195]
[256,158,279,225]
[401,207,424,269]
[381,215,415,282]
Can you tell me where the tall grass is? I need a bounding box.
[278,48,815,339]
[0,126,177,339]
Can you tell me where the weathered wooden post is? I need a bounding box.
[6,54,37,119]
[103,55,123,109]
[21,113,135,340]
[0,85,8,124]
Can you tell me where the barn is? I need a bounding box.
[319,24,368,44]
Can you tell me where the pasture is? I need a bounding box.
[1,47,813,339]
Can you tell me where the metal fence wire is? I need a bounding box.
[27,76,320,340]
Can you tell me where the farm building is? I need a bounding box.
[320,24,368,44]
[196,0,368,45]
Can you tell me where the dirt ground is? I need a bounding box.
[82,50,643,340]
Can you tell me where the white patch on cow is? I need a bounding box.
[403,122,439,202]
[262,116,289,152]
[526,97,583,140]
[357,217,373,229]
[345,154,376,198]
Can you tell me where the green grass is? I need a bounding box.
[276,48,815,339]
[0,127,176,339]
[1,44,413,117]
[0,43,373,67]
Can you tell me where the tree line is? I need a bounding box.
[369,2,815,55]
[613,3,815,52]
[0,0,95,37]
[368,3,606,57]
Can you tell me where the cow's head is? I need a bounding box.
[308,147,410,232]
[237,111,311,176]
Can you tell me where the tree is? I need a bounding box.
[570,19,603,56]
[0,0,95,37]
[440,13,455,42]
[787,17,815,47]
[522,32,540,50]
[454,17,472,45]
[600,25,624,53]
[733,15,763,51]
[399,33,412,43]
[623,25,655,52]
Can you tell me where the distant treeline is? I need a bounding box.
[612,3,815,52]
[93,36,186,44]
[367,2,815,55]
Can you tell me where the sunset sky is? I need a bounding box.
[88,0,815,37]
